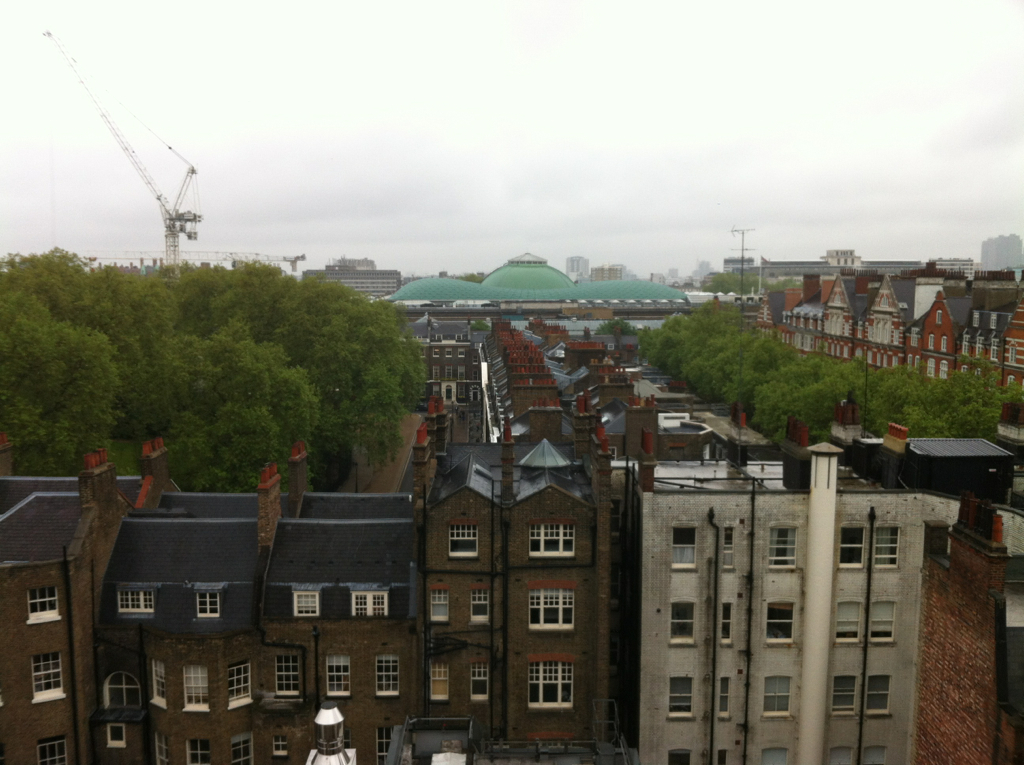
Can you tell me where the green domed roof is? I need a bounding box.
[481,254,577,291]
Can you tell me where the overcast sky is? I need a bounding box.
[2,1,1022,277]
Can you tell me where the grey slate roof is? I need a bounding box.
[300,493,413,520]
[264,518,416,620]
[947,296,973,326]
[908,439,1011,458]
[428,443,592,505]
[100,518,258,633]
[0,493,81,563]
[1008,626,1024,712]
[0,475,141,513]
[155,491,264,518]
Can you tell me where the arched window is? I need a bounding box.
[927,358,936,377]
[105,672,141,707]
[939,360,948,379]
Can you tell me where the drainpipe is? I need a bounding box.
[707,508,720,763]
[61,547,82,765]
[856,506,876,765]
[741,481,756,765]
[797,443,842,765]
[421,481,430,715]
[313,625,321,702]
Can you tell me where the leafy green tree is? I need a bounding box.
[596,318,639,335]
[167,324,318,492]
[471,319,491,331]
[0,291,118,475]
[457,273,484,283]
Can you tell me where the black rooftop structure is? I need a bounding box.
[300,493,414,520]
[901,439,1014,503]
[263,518,416,620]
[100,518,258,633]
[0,475,142,514]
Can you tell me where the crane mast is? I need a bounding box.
[44,31,201,267]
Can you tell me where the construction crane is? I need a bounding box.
[84,251,308,273]
[44,31,202,267]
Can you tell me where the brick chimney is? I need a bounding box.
[288,441,308,518]
[501,417,515,506]
[433,398,449,455]
[802,274,821,303]
[572,394,594,460]
[638,427,657,492]
[830,392,861,455]
[80,448,119,508]
[425,399,439,461]
[625,396,658,459]
[412,422,432,511]
[0,432,11,476]
[882,422,908,456]
[134,437,170,510]
[780,416,812,490]
[527,399,563,444]
[257,463,282,556]
[726,402,749,467]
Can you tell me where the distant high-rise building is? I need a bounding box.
[565,256,590,281]
[303,257,402,296]
[667,268,679,279]
[981,235,1023,271]
[591,263,624,281]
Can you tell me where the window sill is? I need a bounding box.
[830,711,856,717]
[761,713,793,720]
[448,554,479,560]
[326,692,351,698]
[838,564,864,570]
[32,692,66,704]
[469,619,490,626]
[670,564,696,571]
[529,554,575,559]
[183,705,210,712]
[767,565,796,571]
[530,626,574,632]
[150,698,167,709]
[667,713,693,720]
[228,697,252,709]
[294,613,320,618]
[27,614,62,625]
[107,741,126,749]
[376,693,400,698]
[196,614,221,619]
[669,639,695,646]
[528,705,573,711]
[470,696,489,703]
[766,640,794,646]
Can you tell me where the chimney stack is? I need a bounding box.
[412,423,432,514]
[288,441,308,518]
[501,416,515,506]
[310,702,356,765]
[573,394,593,459]
[527,399,563,444]
[0,432,11,477]
[257,463,282,556]
[639,427,657,492]
[135,437,170,509]
[433,397,448,455]
[625,396,658,459]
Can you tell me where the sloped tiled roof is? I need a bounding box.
[519,440,572,468]
[100,518,258,633]
[300,493,413,520]
[0,493,81,563]
[0,476,141,514]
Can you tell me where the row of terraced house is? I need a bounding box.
[757,262,1024,385]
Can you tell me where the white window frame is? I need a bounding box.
[835,601,860,641]
[719,676,730,716]
[376,654,400,696]
[470,663,488,700]
[106,723,126,749]
[449,524,478,557]
[722,526,734,568]
[721,602,732,643]
[529,588,574,629]
[670,601,695,643]
[196,591,220,618]
[832,675,856,713]
[528,660,573,708]
[672,527,696,568]
[763,676,791,715]
[839,526,864,567]
[293,591,320,617]
[273,735,289,757]
[377,727,392,765]
[31,652,64,703]
[874,527,899,567]
[470,589,489,622]
[766,602,794,643]
[118,589,155,614]
[430,661,449,701]
[227,661,251,708]
[353,591,389,617]
[869,601,896,642]
[529,523,574,557]
[431,589,449,622]
[327,654,351,696]
[27,586,60,624]
[156,732,169,765]
[866,675,890,714]
[104,671,142,707]
[668,675,693,717]
[768,527,796,567]
[183,665,209,711]
[276,655,300,696]
[37,737,67,765]
[151,660,166,707]
[231,732,253,765]
[187,739,211,765]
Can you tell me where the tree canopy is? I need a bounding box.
[0,251,425,489]
[596,318,639,335]
[641,302,1022,443]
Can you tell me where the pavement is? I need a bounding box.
[337,413,423,493]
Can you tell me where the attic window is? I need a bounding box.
[118,589,155,614]
[293,592,320,617]
[196,592,220,618]
[974,312,980,327]
[991,314,998,329]
[352,591,388,617]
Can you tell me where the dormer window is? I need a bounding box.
[196,591,220,618]
[293,591,320,617]
[118,589,155,614]
[353,591,388,617]
[973,312,980,327]
[991,314,998,329]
